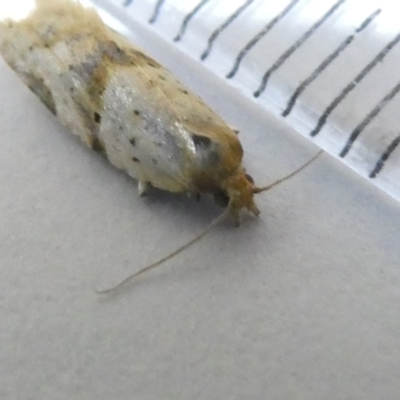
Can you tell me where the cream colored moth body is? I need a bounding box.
[0,0,261,224]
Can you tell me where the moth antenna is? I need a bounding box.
[253,150,323,194]
[96,208,231,294]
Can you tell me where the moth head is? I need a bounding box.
[219,169,260,225]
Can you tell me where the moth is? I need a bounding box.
[0,0,320,291]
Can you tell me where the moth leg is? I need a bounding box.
[138,180,150,196]
[231,208,241,227]
[247,201,260,217]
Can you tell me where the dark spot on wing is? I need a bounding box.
[103,41,133,64]
[130,50,161,68]
[192,134,212,148]
[25,74,56,115]
[92,137,105,154]
[132,157,140,162]
[179,89,188,95]
[94,112,101,123]
[134,110,140,116]
[129,137,136,146]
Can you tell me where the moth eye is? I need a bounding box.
[191,134,212,149]
[213,189,229,208]
[245,173,254,184]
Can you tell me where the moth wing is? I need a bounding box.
[100,64,196,193]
